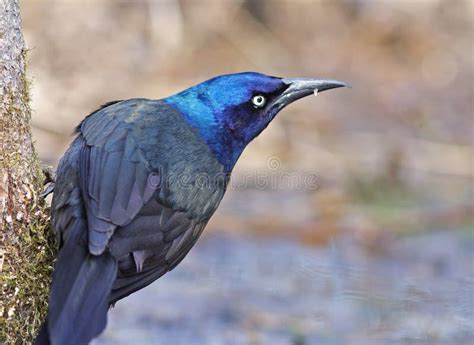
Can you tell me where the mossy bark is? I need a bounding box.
[0,0,56,343]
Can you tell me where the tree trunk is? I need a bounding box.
[0,0,55,343]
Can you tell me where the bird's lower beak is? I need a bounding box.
[270,78,349,111]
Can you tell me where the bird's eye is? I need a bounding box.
[251,95,266,108]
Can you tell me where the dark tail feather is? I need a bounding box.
[39,219,117,345]
[35,321,50,345]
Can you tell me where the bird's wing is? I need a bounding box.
[79,100,223,270]
[79,106,215,302]
[78,103,159,255]
[108,198,209,304]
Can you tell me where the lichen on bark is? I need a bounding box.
[0,0,56,343]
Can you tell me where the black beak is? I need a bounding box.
[270,78,349,111]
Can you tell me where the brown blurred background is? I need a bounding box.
[21,0,473,344]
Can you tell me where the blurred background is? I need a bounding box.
[21,0,473,344]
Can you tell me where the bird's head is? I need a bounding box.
[165,72,347,171]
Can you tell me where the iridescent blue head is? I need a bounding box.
[165,72,347,171]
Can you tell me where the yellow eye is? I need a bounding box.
[251,95,266,108]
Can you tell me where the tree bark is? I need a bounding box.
[0,0,55,343]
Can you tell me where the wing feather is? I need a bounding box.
[78,109,159,255]
[54,99,226,305]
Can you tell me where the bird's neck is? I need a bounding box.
[164,94,247,172]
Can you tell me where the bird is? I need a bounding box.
[36,72,347,344]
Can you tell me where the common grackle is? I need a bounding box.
[36,72,347,344]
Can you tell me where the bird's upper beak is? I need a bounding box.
[270,78,349,111]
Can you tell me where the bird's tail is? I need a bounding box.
[36,219,117,345]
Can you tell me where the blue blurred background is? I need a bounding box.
[21,0,473,344]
